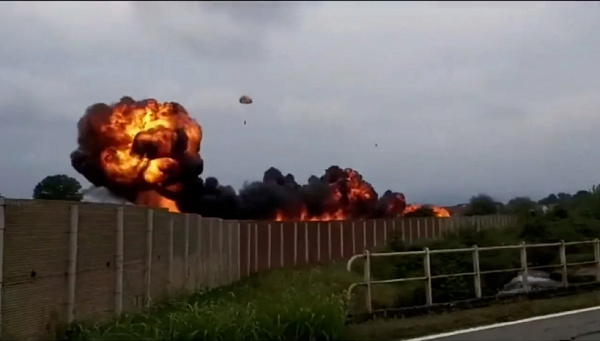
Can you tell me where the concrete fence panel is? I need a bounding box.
[2,200,71,339]
[149,209,171,301]
[0,198,517,339]
[75,204,118,321]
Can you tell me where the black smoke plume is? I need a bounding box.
[70,97,408,220]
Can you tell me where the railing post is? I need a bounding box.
[559,240,568,288]
[594,239,600,282]
[423,247,433,305]
[520,241,529,292]
[472,245,482,298]
[364,250,373,313]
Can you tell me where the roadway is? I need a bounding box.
[405,306,600,341]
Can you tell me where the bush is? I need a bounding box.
[372,194,600,307]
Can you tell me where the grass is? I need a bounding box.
[66,263,360,341]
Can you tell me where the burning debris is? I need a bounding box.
[71,97,450,220]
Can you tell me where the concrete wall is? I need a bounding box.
[0,198,515,339]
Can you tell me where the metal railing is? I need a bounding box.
[346,239,600,313]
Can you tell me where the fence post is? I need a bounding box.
[423,247,433,305]
[184,214,190,283]
[0,198,4,338]
[520,241,529,292]
[472,245,482,299]
[383,221,387,244]
[219,219,224,286]
[253,223,258,273]
[316,223,321,262]
[372,220,377,247]
[237,222,241,280]
[351,222,356,255]
[267,223,272,269]
[328,222,333,260]
[67,205,79,325]
[363,220,367,249]
[228,221,233,284]
[306,222,310,263]
[594,239,600,282]
[364,250,373,313]
[114,207,124,317]
[167,216,174,293]
[559,240,568,288]
[294,222,298,265]
[280,223,284,268]
[144,209,154,307]
[196,216,202,288]
[340,221,344,258]
[246,223,251,276]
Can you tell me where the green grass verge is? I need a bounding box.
[66,263,359,341]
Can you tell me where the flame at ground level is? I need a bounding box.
[274,203,451,221]
[404,204,451,218]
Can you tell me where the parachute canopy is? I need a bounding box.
[239,95,253,104]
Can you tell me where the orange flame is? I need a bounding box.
[404,204,451,218]
[95,98,203,213]
[274,206,346,221]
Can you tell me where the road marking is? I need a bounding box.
[403,305,600,341]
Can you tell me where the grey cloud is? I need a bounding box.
[133,1,307,61]
[0,2,599,206]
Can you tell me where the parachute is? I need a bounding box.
[239,95,253,104]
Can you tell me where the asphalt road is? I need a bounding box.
[407,307,600,341]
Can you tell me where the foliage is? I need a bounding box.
[33,174,83,201]
[504,196,537,216]
[370,185,600,307]
[467,194,498,216]
[65,266,351,341]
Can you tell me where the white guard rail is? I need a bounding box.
[346,239,600,313]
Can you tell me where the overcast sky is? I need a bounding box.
[0,1,599,205]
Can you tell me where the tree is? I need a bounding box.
[538,193,558,205]
[573,190,592,203]
[506,196,537,215]
[467,194,498,216]
[33,174,83,201]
